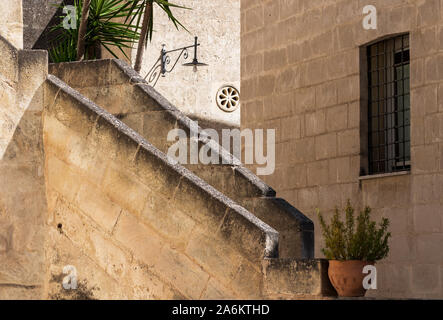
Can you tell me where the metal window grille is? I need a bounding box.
[367,34,411,175]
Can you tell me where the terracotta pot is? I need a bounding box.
[328,260,374,297]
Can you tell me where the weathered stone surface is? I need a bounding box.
[1,6,325,298]
[50,59,315,262]
[0,32,47,299]
[138,0,241,125]
[42,74,298,299]
[241,0,443,298]
[263,258,336,297]
[0,1,23,49]
[241,197,314,259]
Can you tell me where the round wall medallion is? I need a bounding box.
[216,85,240,112]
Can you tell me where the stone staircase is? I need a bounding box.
[49,59,316,260]
[46,59,336,298]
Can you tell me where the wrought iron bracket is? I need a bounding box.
[144,36,205,87]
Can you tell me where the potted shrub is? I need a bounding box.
[317,201,391,297]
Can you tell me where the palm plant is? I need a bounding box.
[132,0,152,71]
[49,28,78,62]
[50,0,143,62]
[125,0,188,72]
[76,0,92,60]
[50,0,188,69]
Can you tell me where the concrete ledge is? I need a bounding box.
[263,258,336,297]
[359,170,410,181]
[0,32,19,53]
[242,197,314,259]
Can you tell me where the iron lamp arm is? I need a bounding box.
[143,37,205,87]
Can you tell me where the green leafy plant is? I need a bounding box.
[50,0,144,62]
[317,200,391,261]
[49,28,78,62]
[49,0,188,65]
[126,0,189,71]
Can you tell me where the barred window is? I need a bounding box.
[367,34,411,175]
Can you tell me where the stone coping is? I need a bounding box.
[358,170,411,181]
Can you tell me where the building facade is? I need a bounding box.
[135,0,241,127]
[1,0,325,300]
[241,0,443,298]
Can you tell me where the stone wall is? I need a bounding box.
[1,32,333,298]
[241,0,443,299]
[0,32,48,299]
[136,0,241,126]
[0,0,23,49]
[19,0,240,123]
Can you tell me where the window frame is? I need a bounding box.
[364,34,411,176]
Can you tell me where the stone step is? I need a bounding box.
[262,258,336,297]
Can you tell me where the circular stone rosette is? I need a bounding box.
[216,85,240,112]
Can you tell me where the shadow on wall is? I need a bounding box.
[23,0,72,50]
[0,99,48,299]
[0,35,48,299]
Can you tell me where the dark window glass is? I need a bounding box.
[367,34,411,174]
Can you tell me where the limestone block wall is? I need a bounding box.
[241,0,443,299]
[43,75,280,299]
[0,34,48,299]
[135,0,241,126]
[0,0,23,49]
